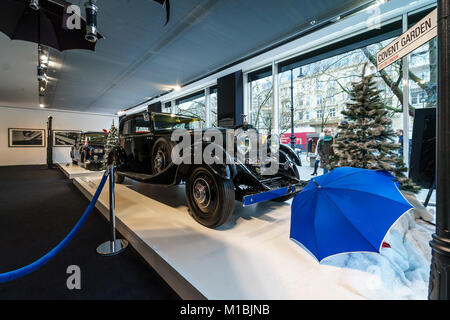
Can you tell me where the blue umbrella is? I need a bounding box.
[290,167,413,262]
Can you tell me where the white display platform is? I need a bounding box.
[57,163,105,180]
[71,173,373,300]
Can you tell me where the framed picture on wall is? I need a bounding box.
[8,128,46,147]
[53,130,81,147]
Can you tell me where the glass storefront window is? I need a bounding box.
[176,95,206,124]
[209,88,218,127]
[249,75,273,136]
[408,38,438,135]
[278,37,405,140]
[162,102,172,113]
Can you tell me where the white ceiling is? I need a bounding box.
[0,0,370,115]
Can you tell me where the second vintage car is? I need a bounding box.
[71,131,108,170]
[108,109,306,228]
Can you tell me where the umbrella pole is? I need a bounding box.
[429,0,450,300]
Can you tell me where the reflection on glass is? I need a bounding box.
[153,114,202,131]
[176,96,206,125]
[249,76,273,136]
[210,91,218,127]
[408,38,438,141]
[275,36,437,152]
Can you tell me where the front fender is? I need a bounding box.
[280,144,302,166]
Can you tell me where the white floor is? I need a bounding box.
[72,173,379,300]
[63,162,433,300]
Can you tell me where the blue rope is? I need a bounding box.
[0,173,109,284]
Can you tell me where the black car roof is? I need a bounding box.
[120,111,199,124]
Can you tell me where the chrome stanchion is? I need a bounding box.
[96,165,128,256]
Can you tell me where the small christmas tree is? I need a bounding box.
[330,64,420,193]
[101,121,119,169]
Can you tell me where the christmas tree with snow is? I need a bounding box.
[101,121,119,170]
[330,64,420,193]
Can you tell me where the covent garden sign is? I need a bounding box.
[377,8,437,71]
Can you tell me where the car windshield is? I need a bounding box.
[153,114,201,131]
[85,133,107,144]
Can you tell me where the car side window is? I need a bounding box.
[122,120,132,136]
[133,114,151,134]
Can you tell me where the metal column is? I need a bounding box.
[402,13,410,168]
[205,87,211,127]
[46,116,53,169]
[290,69,295,148]
[272,61,280,136]
[429,0,450,300]
[97,165,128,256]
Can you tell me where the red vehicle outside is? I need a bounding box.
[280,132,315,151]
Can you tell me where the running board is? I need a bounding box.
[118,164,177,185]
[243,185,299,206]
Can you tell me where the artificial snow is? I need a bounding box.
[322,210,434,300]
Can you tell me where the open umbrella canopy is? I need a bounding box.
[0,0,103,51]
[290,167,413,262]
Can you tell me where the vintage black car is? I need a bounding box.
[71,131,108,169]
[108,110,305,228]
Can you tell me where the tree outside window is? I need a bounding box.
[249,75,273,136]
[277,35,437,136]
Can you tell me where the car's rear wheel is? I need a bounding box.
[151,137,173,174]
[186,166,235,228]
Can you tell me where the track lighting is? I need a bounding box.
[84,0,99,43]
[29,0,39,10]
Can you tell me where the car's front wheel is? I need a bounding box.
[186,166,235,228]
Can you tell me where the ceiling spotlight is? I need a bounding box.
[84,0,99,43]
[39,103,45,108]
[117,110,125,116]
[29,0,40,10]
[173,85,182,91]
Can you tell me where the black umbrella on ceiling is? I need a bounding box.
[0,0,103,52]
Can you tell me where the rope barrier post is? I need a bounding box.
[96,165,128,256]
